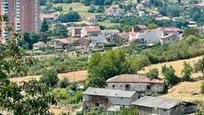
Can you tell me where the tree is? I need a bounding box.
[104,0,112,5]
[88,5,96,13]
[40,69,59,87]
[41,19,49,32]
[195,57,204,77]
[18,33,33,49]
[182,62,193,81]
[52,24,68,38]
[58,11,80,22]
[88,50,150,87]
[146,68,159,79]
[118,106,139,115]
[0,32,54,114]
[162,65,180,86]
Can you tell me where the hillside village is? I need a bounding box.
[1,0,204,115]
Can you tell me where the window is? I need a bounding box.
[112,85,115,89]
[125,84,130,90]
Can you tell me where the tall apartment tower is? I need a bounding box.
[18,0,40,33]
[1,0,40,34]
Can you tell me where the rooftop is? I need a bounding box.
[162,27,182,33]
[132,96,181,109]
[106,74,164,84]
[84,26,101,32]
[83,87,136,98]
[54,38,78,44]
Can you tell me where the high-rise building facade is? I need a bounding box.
[18,0,40,33]
[1,0,40,35]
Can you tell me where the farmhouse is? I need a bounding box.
[106,74,166,96]
[160,34,180,45]
[48,38,76,49]
[67,27,82,37]
[132,96,197,115]
[33,42,47,50]
[81,26,101,37]
[83,87,138,111]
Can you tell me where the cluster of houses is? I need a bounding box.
[33,25,183,55]
[82,74,197,115]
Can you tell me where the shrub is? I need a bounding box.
[162,65,180,86]
[146,68,159,79]
[40,69,59,87]
[182,62,193,81]
[58,77,69,88]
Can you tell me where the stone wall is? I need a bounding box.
[107,82,165,94]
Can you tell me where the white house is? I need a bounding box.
[129,28,163,44]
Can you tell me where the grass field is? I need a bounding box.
[54,3,104,18]
[139,56,204,78]
[138,56,204,102]
[96,19,119,27]
[160,81,204,102]
[10,70,88,83]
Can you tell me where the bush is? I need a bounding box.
[40,69,59,87]
[162,65,180,86]
[58,77,69,88]
[182,62,193,81]
[146,68,159,79]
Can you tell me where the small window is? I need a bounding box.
[112,85,115,89]
[125,84,130,90]
[147,85,151,90]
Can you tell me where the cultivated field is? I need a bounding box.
[10,70,88,83]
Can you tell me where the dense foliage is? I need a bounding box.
[0,34,54,114]
[88,49,150,87]
[27,56,88,76]
[141,35,204,64]
[40,69,59,87]
[58,11,81,23]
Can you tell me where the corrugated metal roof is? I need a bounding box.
[132,96,181,109]
[83,87,136,98]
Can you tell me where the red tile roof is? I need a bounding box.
[33,42,47,46]
[162,27,182,33]
[130,31,138,36]
[106,74,164,84]
[55,38,78,44]
[84,26,101,32]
